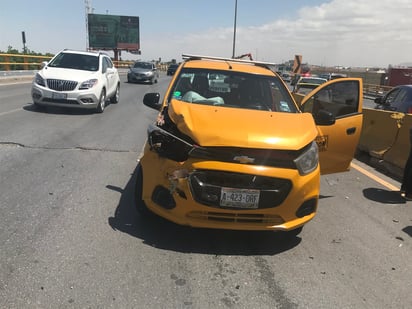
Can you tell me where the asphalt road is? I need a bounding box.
[0,76,411,308]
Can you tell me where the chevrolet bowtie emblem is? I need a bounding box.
[233,155,255,164]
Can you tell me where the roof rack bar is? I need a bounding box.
[182,54,277,67]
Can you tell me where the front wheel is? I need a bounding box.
[96,89,106,113]
[110,84,120,104]
[135,163,152,217]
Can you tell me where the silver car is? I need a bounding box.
[127,61,159,84]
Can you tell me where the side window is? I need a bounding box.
[101,57,108,73]
[302,81,360,118]
[384,88,400,104]
[396,89,408,103]
[389,88,408,111]
[103,57,113,69]
[106,57,113,69]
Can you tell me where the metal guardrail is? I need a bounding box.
[0,53,52,70]
[363,83,393,98]
[0,53,391,92]
[0,53,165,70]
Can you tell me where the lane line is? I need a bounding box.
[350,162,400,191]
[0,108,22,116]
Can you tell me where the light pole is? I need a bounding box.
[232,0,237,58]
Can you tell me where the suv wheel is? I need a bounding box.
[96,89,106,113]
[110,84,120,104]
[135,163,152,217]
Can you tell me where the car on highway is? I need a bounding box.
[374,84,412,114]
[293,77,328,95]
[136,54,363,237]
[281,72,292,83]
[127,61,159,84]
[167,63,179,76]
[31,49,120,113]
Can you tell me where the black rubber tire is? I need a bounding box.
[96,89,106,113]
[135,163,152,217]
[110,84,120,104]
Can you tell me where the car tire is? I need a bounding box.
[110,84,120,104]
[135,162,152,217]
[96,89,106,113]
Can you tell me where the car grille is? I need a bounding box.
[189,170,292,209]
[47,79,78,91]
[187,211,284,225]
[42,98,79,105]
[189,146,305,169]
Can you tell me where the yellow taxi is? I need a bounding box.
[136,54,363,237]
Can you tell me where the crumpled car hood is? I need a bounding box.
[168,99,318,150]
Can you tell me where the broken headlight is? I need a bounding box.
[147,124,194,162]
[293,141,319,175]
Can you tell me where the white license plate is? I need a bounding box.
[220,188,260,209]
[52,92,67,100]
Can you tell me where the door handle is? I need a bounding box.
[347,127,356,135]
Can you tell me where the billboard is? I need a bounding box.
[88,14,140,51]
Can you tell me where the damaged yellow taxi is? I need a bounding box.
[136,54,363,237]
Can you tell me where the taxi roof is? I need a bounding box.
[181,54,277,76]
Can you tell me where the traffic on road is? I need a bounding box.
[0,69,411,308]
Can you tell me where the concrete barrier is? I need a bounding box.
[382,114,412,169]
[358,108,402,158]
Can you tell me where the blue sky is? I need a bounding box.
[1,0,411,67]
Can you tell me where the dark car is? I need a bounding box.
[167,63,179,76]
[374,84,412,114]
[127,61,159,84]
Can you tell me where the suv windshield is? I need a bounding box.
[170,68,298,112]
[48,53,99,71]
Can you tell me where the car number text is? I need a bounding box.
[220,188,260,209]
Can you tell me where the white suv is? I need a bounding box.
[32,49,120,113]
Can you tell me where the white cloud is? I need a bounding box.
[142,0,412,67]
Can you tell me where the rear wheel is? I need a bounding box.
[96,89,106,113]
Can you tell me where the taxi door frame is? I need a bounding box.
[299,78,363,175]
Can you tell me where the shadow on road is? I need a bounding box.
[107,165,301,256]
[23,103,111,115]
[363,188,406,204]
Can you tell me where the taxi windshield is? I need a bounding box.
[169,68,298,113]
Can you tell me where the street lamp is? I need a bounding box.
[232,0,237,58]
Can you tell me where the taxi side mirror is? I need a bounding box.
[143,93,162,110]
[313,109,335,126]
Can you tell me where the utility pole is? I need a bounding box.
[232,0,237,58]
[21,31,27,54]
[85,0,93,50]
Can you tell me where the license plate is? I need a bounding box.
[52,92,67,100]
[220,188,260,209]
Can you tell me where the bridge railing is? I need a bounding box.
[363,83,393,98]
[0,53,167,71]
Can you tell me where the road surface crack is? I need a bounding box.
[0,141,134,153]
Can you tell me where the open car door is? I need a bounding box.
[300,78,363,175]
